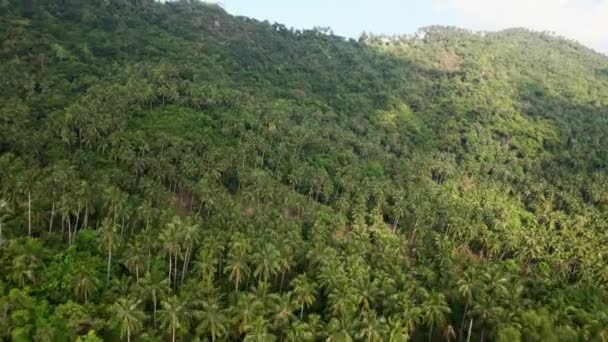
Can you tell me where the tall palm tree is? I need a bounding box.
[0,199,11,239]
[328,287,357,320]
[194,298,229,342]
[270,292,295,333]
[138,269,169,330]
[291,274,317,319]
[10,255,36,287]
[357,311,387,342]
[326,318,354,342]
[422,291,451,342]
[99,218,120,282]
[386,316,410,342]
[225,236,252,291]
[74,275,96,304]
[253,243,281,284]
[158,296,186,342]
[243,316,276,342]
[179,217,200,286]
[124,245,145,285]
[160,217,181,289]
[194,249,218,282]
[457,270,477,340]
[110,297,145,342]
[285,320,313,342]
[306,314,325,341]
[231,292,264,336]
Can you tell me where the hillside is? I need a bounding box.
[1,1,608,341]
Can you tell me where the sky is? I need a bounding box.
[218,0,608,53]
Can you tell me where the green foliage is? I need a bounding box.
[0,0,607,341]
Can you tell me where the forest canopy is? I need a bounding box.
[1,0,608,341]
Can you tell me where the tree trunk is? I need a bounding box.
[74,203,81,236]
[153,291,157,329]
[83,201,88,229]
[428,321,434,342]
[168,252,172,287]
[49,201,55,233]
[300,302,304,319]
[28,191,32,236]
[181,246,190,286]
[459,303,469,341]
[107,248,112,281]
[67,215,72,245]
[173,252,178,288]
[466,319,473,342]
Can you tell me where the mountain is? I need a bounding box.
[1,1,608,340]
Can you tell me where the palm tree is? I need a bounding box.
[124,245,145,285]
[243,316,276,342]
[0,199,11,238]
[9,238,42,286]
[10,255,36,287]
[285,320,313,342]
[232,292,264,336]
[457,270,477,340]
[195,298,229,342]
[74,275,96,304]
[328,287,357,320]
[194,249,218,282]
[277,244,294,290]
[399,300,422,335]
[225,235,252,291]
[291,274,317,319]
[253,243,281,284]
[422,291,451,342]
[179,217,200,286]
[386,316,410,342]
[160,217,182,289]
[110,297,145,342]
[270,292,295,333]
[357,311,387,342]
[158,296,186,342]
[99,218,120,282]
[326,318,354,342]
[138,269,169,330]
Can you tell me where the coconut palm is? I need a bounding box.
[138,269,169,329]
[357,311,387,342]
[253,243,281,284]
[386,316,410,342]
[243,316,276,342]
[110,297,145,342]
[74,275,96,304]
[421,291,451,342]
[291,274,317,319]
[158,296,186,342]
[232,292,264,336]
[195,298,229,342]
[99,218,120,282]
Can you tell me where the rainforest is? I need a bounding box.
[1,0,608,341]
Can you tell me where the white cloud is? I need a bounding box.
[433,0,608,52]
